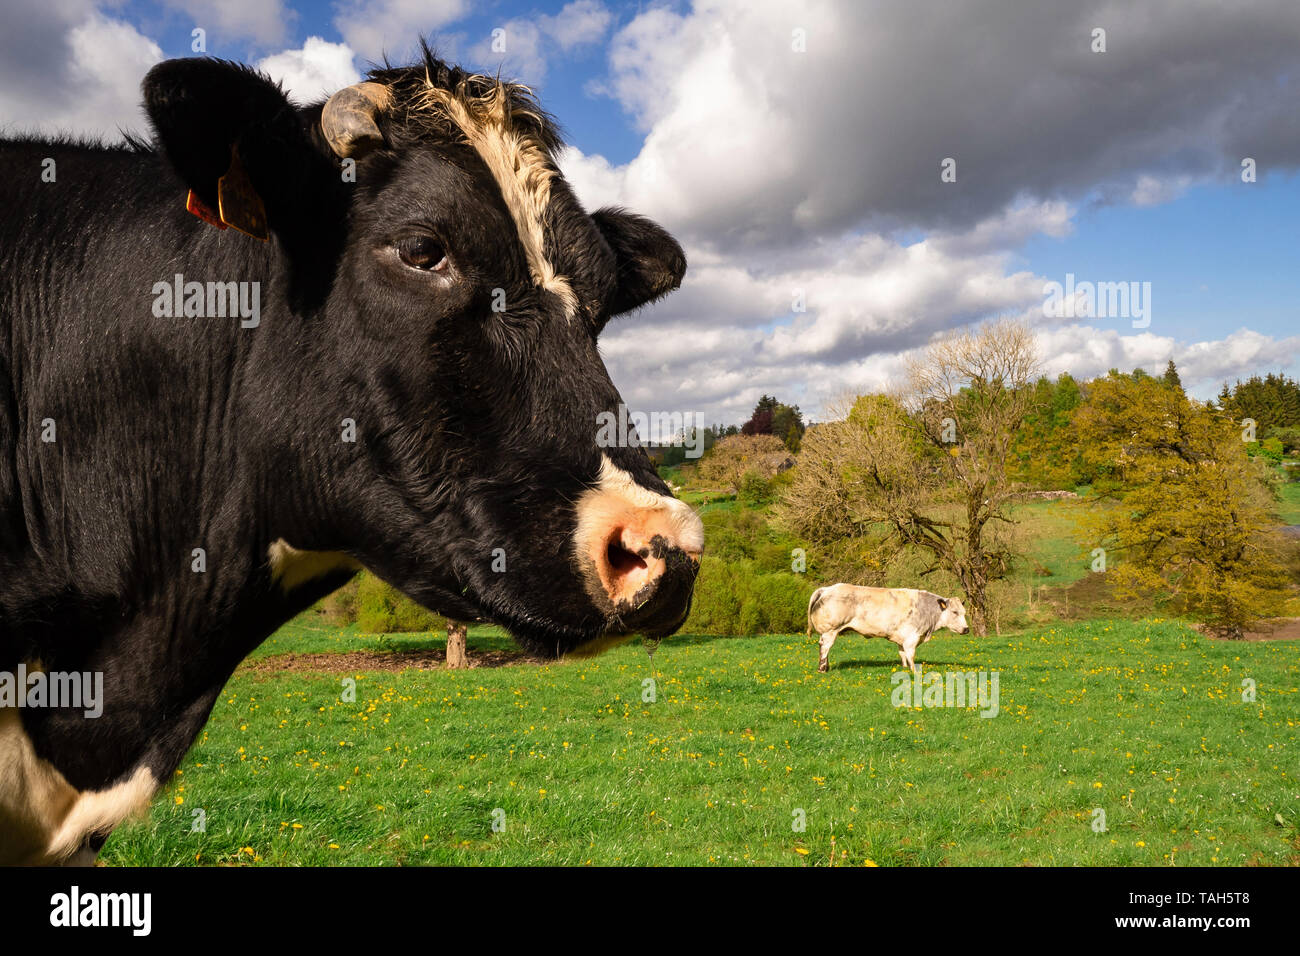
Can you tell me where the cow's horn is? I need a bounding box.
[321,82,390,158]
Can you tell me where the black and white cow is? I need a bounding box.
[0,47,702,864]
[807,584,970,673]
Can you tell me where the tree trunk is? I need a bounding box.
[966,580,990,637]
[446,620,468,669]
[952,564,990,638]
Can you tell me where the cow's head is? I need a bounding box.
[936,597,970,635]
[142,48,702,658]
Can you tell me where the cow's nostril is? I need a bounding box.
[596,530,657,607]
[574,456,704,628]
[606,537,647,576]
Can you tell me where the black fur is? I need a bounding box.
[591,208,687,318]
[0,49,692,794]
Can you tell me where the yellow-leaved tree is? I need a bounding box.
[695,433,793,493]
[1074,372,1287,638]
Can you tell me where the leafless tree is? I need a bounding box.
[780,320,1040,634]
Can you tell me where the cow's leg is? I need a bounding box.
[59,837,105,867]
[818,630,839,672]
[898,633,921,673]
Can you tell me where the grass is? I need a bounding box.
[680,490,738,511]
[1275,478,1300,525]
[249,614,518,660]
[1009,498,1094,586]
[101,618,1298,866]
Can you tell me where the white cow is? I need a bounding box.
[807,584,970,673]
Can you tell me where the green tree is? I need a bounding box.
[738,472,774,508]
[1219,373,1300,436]
[770,403,806,452]
[1162,360,1182,390]
[742,396,805,451]
[1074,374,1285,638]
[1008,373,1084,488]
[356,572,444,633]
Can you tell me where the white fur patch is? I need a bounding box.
[0,707,158,865]
[268,539,359,593]
[572,454,704,611]
[585,455,704,556]
[47,767,157,861]
[419,80,578,317]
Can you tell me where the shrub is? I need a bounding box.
[683,557,808,635]
[1270,425,1300,456]
[702,506,810,574]
[316,577,359,624]
[356,572,444,633]
[695,434,794,492]
[738,472,774,508]
[1246,438,1284,463]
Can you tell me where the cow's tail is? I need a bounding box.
[806,588,824,640]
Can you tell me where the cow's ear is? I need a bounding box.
[143,58,336,240]
[937,598,948,611]
[591,207,686,316]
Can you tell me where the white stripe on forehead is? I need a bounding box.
[419,79,578,318]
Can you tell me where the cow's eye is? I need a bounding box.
[396,236,448,272]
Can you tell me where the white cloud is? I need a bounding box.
[258,37,361,103]
[1036,326,1300,394]
[595,222,1049,423]
[560,146,624,208]
[468,1,613,86]
[929,199,1076,258]
[1130,173,1196,207]
[581,0,1300,251]
[541,0,612,50]
[160,0,294,48]
[334,0,468,64]
[558,0,1300,425]
[0,9,163,140]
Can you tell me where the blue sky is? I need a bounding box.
[5,0,1299,425]
[114,0,644,158]
[1019,177,1300,350]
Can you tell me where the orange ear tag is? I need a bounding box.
[186,190,227,229]
[216,146,269,242]
[184,146,269,241]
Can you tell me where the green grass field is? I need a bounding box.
[247,614,519,660]
[1011,498,1094,585]
[101,617,1298,866]
[1276,478,1300,525]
